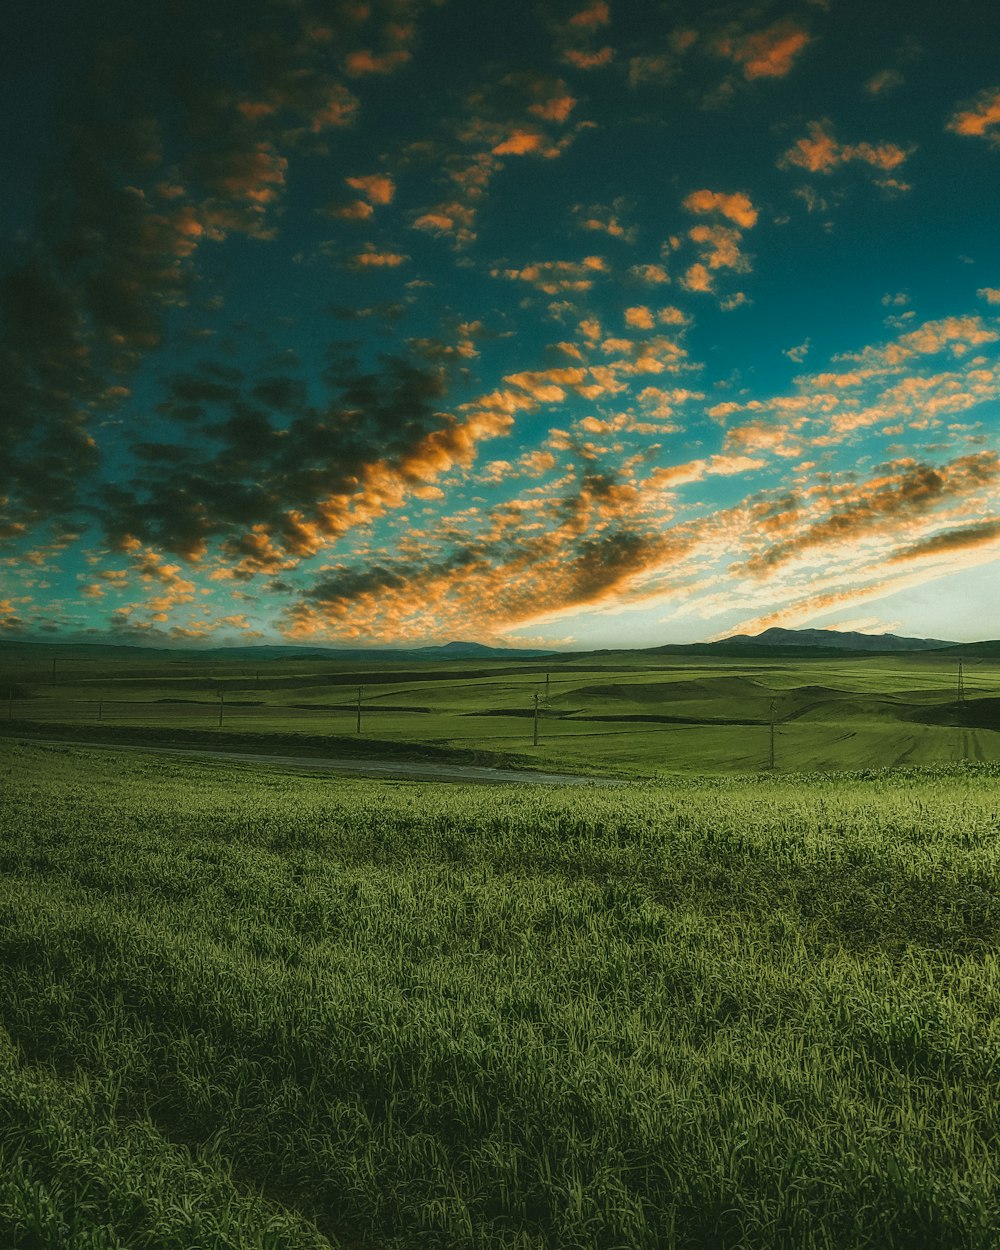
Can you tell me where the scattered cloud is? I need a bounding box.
[552,1,614,70]
[630,263,670,284]
[780,120,914,175]
[573,198,637,242]
[491,256,608,295]
[715,19,811,81]
[683,189,758,229]
[865,68,905,96]
[346,173,396,204]
[947,88,1000,145]
[886,519,1000,563]
[350,245,410,268]
[785,339,811,363]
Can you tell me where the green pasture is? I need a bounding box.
[1,743,999,1248]
[1,646,998,775]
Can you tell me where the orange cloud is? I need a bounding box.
[329,199,374,220]
[492,130,547,156]
[887,520,1000,563]
[716,20,810,80]
[346,48,411,76]
[651,453,766,488]
[688,224,749,271]
[568,1,610,29]
[563,47,614,69]
[574,199,637,242]
[724,421,802,459]
[683,189,758,229]
[345,173,396,205]
[680,263,714,293]
[553,1,614,70]
[780,121,913,175]
[528,94,577,123]
[308,83,361,131]
[741,453,1000,577]
[411,202,477,245]
[625,305,654,329]
[350,245,409,269]
[205,143,288,205]
[947,88,1000,144]
[630,263,669,284]
[492,256,608,295]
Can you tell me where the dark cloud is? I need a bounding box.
[888,519,1000,563]
[288,463,683,637]
[0,0,432,537]
[327,301,409,323]
[307,547,483,606]
[565,528,659,602]
[95,350,455,559]
[743,454,1000,576]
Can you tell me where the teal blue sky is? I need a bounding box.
[2,0,1000,648]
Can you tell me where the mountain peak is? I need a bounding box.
[728,627,954,652]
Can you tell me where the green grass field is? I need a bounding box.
[1,742,999,1248]
[1,646,998,776]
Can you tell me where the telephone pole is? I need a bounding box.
[356,686,363,735]
[532,691,540,747]
[768,699,776,770]
[218,691,225,728]
[545,672,550,700]
[957,658,965,706]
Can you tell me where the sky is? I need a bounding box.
[2,0,1000,650]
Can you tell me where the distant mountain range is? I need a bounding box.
[1,628,991,660]
[720,627,956,652]
[0,637,555,662]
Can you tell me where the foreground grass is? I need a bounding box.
[1,744,998,1248]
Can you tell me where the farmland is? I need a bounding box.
[1,741,999,1248]
[1,642,998,776]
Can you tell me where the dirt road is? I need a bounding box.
[24,738,616,785]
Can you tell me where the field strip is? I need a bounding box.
[19,737,617,786]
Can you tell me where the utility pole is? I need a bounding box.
[768,699,776,771]
[218,691,225,728]
[957,658,965,706]
[532,691,540,747]
[545,672,550,700]
[356,686,363,735]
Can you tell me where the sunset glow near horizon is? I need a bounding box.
[2,0,1000,650]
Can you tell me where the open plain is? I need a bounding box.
[1,644,1000,1247]
[1,643,998,778]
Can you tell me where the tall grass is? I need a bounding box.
[1,743,998,1248]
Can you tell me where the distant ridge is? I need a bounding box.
[0,637,555,662]
[0,629,981,660]
[409,640,555,659]
[721,627,955,652]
